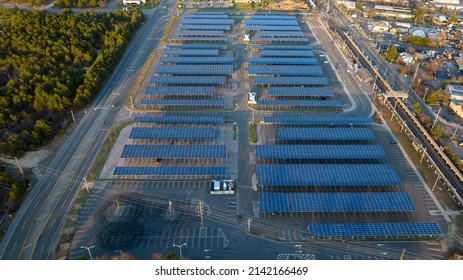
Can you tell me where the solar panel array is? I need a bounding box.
[252,45,314,50]
[258,31,305,37]
[248,65,324,76]
[244,19,299,26]
[155,65,233,75]
[256,145,386,159]
[169,37,233,43]
[163,49,220,56]
[175,30,225,36]
[183,14,229,19]
[254,77,329,86]
[178,25,232,31]
[245,25,302,31]
[146,86,215,96]
[181,19,235,25]
[121,144,227,159]
[248,57,319,65]
[251,37,310,43]
[141,99,225,108]
[259,192,415,212]
[263,116,373,124]
[261,50,315,57]
[256,164,401,187]
[268,87,334,97]
[129,127,215,140]
[151,76,226,85]
[114,166,226,177]
[160,57,233,64]
[308,223,442,237]
[251,15,296,20]
[259,100,342,108]
[166,44,228,49]
[278,127,375,141]
[134,116,225,124]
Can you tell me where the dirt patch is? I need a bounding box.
[264,0,309,10]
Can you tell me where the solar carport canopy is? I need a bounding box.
[261,50,315,57]
[160,57,234,64]
[155,65,233,75]
[134,115,225,124]
[248,57,318,65]
[278,127,375,141]
[121,144,227,159]
[129,127,215,140]
[244,19,299,26]
[268,87,334,97]
[256,164,401,187]
[163,49,219,56]
[308,223,442,237]
[245,25,302,31]
[178,25,232,30]
[146,86,215,96]
[256,145,386,159]
[180,19,234,25]
[254,77,328,86]
[259,100,342,108]
[264,116,373,124]
[151,76,226,85]
[114,166,226,177]
[248,65,323,76]
[259,192,415,212]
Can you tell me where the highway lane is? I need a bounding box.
[0,4,173,260]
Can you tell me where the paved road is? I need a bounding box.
[0,3,174,260]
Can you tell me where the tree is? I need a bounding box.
[412,102,423,115]
[384,45,399,62]
[425,90,441,104]
[431,126,444,142]
[449,14,458,24]
[413,8,425,24]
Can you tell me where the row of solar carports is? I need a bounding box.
[307,223,442,239]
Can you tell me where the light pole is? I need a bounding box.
[173,243,187,259]
[81,245,94,260]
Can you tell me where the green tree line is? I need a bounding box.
[0,8,144,157]
[55,0,107,8]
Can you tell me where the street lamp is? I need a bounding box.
[81,245,94,260]
[173,243,187,259]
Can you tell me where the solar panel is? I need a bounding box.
[150,76,226,85]
[160,57,234,64]
[258,31,305,37]
[141,99,225,107]
[183,14,229,19]
[168,37,232,43]
[251,37,310,43]
[163,49,220,56]
[114,166,226,176]
[155,65,233,75]
[248,57,319,65]
[129,127,215,140]
[278,127,375,141]
[255,145,386,159]
[180,19,234,25]
[120,144,227,159]
[256,164,401,187]
[251,15,296,20]
[166,44,228,49]
[244,25,302,31]
[268,87,334,97]
[259,192,415,212]
[178,25,232,30]
[263,116,373,124]
[307,223,442,237]
[252,45,314,50]
[145,86,215,96]
[244,19,299,26]
[248,65,324,76]
[261,50,315,57]
[259,100,342,108]
[175,30,225,36]
[254,77,328,86]
[134,115,225,124]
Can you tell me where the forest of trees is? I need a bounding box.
[0,8,144,157]
[55,0,107,8]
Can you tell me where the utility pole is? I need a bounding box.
[423,87,429,101]
[413,62,420,83]
[70,110,75,123]
[432,175,441,192]
[130,96,134,109]
[431,107,442,131]
[15,157,25,178]
[391,99,399,121]
[452,124,460,140]
[420,147,427,163]
[247,218,252,233]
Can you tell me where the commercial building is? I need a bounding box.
[447,84,463,119]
